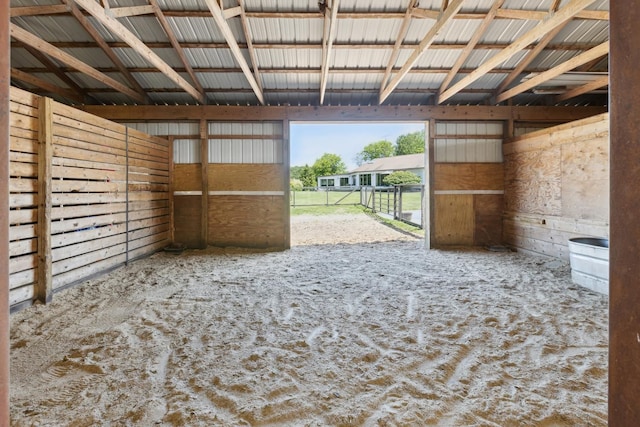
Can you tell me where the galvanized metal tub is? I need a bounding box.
[568,237,609,295]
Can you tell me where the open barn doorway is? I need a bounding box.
[289,121,426,246]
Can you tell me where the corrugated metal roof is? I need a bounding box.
[8,0,610,107]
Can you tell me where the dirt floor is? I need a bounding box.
[10,213,608,426]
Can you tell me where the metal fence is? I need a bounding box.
[290,187,360,207]
[360,185,424,228]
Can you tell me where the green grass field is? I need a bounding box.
[290,190,361,207]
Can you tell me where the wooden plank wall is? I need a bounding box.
[8,87,170,309]
[8,89,38,307]
[503,113,609,259]
[433,163,504,246]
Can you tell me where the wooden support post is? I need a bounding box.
[200,120,208,249]
[0,0,11,421]
[168,137,175,244]
[282,120,291,249]
[124,127,129,265]
[36,97,53,304]
[424,119,435,248]
[609,2,640,424]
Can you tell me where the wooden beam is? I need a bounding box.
[72,0,204,103]
[1,0,10,422]
[202,0,265,105]
[22,45,91,103]
[610,2,640,424]
[63,0,148,103]
[282,119,290,249]
[82,104,607,123]
[10,24,145,102]
[438,0,598,104]
[109,5,155,18]
[200,120,208,249]
[237,0,263,101]
[223,6,242,20]
[380,0,417,95]
[149,0,205,103]
[493,1,565,97]
[320,0,340,105]
[37,97,53,304]
[438,0,505,96]
[379,0,465,105]
[10,68,83,103]
[554,75,608,102]
[10,5,69,17]
[494,41,609,103]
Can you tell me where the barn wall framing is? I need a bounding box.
[9,87,170,310]
[502,113,609,259]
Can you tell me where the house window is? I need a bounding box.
[377,174,389,186]
[320,179,328,187]
[340,177,349,186]
[360,174,372,186]
[327,179,335,186]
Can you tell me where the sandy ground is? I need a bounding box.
[10,213,608,426]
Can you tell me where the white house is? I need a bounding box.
[317,153,424,189]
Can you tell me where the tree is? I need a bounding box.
[395,130,425,156]
[290,178,303,191]
[295,164,316,188]
[355,140,394,165]
[383,170,422,186]
[312,153,347,180]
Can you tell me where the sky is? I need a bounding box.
[290,122,425,171]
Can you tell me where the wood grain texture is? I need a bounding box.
[208,163,284,192]
[435,163,504,191]
[208,195,285,248]
[173,195,201,248]
[173,164,201,191]
[434,194,474,245]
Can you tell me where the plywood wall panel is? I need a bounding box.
[435,163,504,191]
[173,195,201,248]
[434,194,474,246]
[173,164,201,191]
[208,195,285,248]
[208,164,284,192]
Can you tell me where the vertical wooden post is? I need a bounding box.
[282,119,291,249]
[424,119,435,248]
[0,0,11,421]
[124,127,129,265]
[36,97,53,304]
[200,119,208,249]
[610,2,640,424]
[168,137,175,244]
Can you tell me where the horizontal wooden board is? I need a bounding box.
[128,207,170,221]
[10,86,39,108]
[10,161,37,178]
[52,254,126,290]
[53,126,127,155]
[435,163,504,191]
[10,178,37,193]
[53,242,126,276]
[208,195,285,248]
[52,193,126,206]
[51,212,126,234]
[10,208,37,225]
[51,223,126,249]
[10,193,37,209]
[10,254,37,275]
[128,232,169,252]
[53,144,125,166]
[10,150,37,163]
[52,202,127,220]
[128,240,168,261]
[52,180,124,193]
[128,216,170,232]
[9,238,36,257]
[9,224,36,241]
[52,233,126,263]
[209,164,284,192]
[53,113,127,148]
[52,166,122,182]
[10,285,34,307]
[10,268,36,290]
[128,223,170,242]
[53,101,127,135]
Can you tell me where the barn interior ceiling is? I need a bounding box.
[8,0,609,107]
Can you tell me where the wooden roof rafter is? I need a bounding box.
[379,0,418,97]
[319,0,340,105]
[148,0,205,103]
[10,24,144,102]
[494,41,609,103]
[61,0,148,104]
[438,0,599,104]
[19,44,92,103]
[438,0,506,99]
[490,0,564,102]
[72,0,204,104]
[202,0,265,105]
[379,0,465,105]
[10,68,84,103]
[237,0,263,100]
[555,75,608,102]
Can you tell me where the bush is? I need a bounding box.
[382,171,421,186]
[290,179,304,191]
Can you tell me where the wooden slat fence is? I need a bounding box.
[9,87,170,310]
